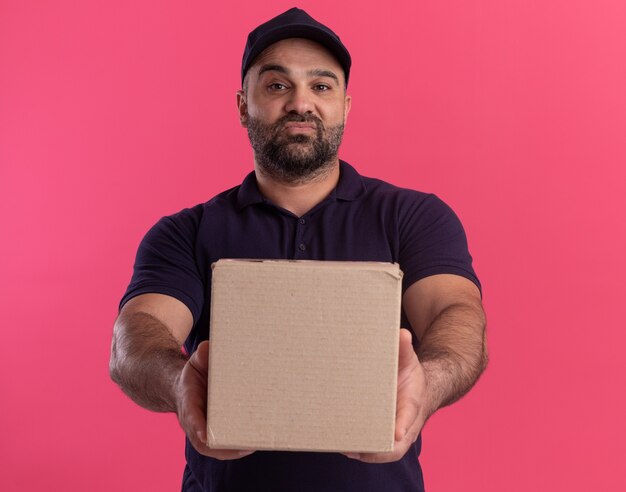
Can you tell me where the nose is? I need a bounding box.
[284,84,314,115]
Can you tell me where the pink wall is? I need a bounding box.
[1,1,625,490]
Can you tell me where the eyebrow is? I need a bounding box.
[257,64,340,84]
[308,68,339,84]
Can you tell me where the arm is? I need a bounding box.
[345,273,487,463]
[109,293,254,460]
[110,293,191,412]
[406,273,488,415]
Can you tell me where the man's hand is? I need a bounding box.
[343,328,432,463]
[343,274,487,463]
[110,294,255,460]
[176,341,256,460]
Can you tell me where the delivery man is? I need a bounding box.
[110,7,487,491]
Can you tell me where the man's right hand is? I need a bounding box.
[110,294,255,460]
[176,340,256,460]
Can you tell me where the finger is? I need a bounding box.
[354,452,397,464]
[197,446,257,460]
[179,344,210,444]
[395,329,420,441]
[395,395,420,441]
[350,440,410,464]
[189,340,210,373]
[351,417,423,464]
[398,328,416,367]
[180,379,208,443]
[187,342,211,441]
[189,432,256,459]
[183,341,256,461]
[181,402,208,447]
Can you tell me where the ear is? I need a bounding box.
[236,90,248,128]
[343,94,352,122]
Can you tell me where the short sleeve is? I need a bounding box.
[119,210,205,323]
[398,193,481,294]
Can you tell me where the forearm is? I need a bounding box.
[110,310,188,412]
[418,300,488,416]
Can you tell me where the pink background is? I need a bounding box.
[1,1,625,490]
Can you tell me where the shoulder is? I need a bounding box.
[358,171,450,217]
[153,183,242,230]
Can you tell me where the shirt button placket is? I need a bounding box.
[294,217,307,258]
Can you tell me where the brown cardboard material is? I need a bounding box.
[206,259,402,453]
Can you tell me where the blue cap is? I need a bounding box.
[241,7,352,86]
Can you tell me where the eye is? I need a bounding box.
[268,83,287,91]
[314,84,330,91]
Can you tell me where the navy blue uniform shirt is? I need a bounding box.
[121,161,480,492]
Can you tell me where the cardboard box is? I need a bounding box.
[206,259,402,453]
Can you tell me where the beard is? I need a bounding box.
[246,112,345,184]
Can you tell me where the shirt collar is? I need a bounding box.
[236,170,264,210]
[335,160,367,201]
[235,160,367,210]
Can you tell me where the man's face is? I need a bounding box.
[238,38,352,183]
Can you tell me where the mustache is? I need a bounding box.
[275,113,324,132]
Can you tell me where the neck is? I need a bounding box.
[254,160,341,217]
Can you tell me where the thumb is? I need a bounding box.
[190,340,210,373]
[398,328,416,367]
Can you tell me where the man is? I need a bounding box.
[110,7,487,492]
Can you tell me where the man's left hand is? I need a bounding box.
[343,328,431,463]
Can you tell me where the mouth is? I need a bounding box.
[282,122,317,133]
